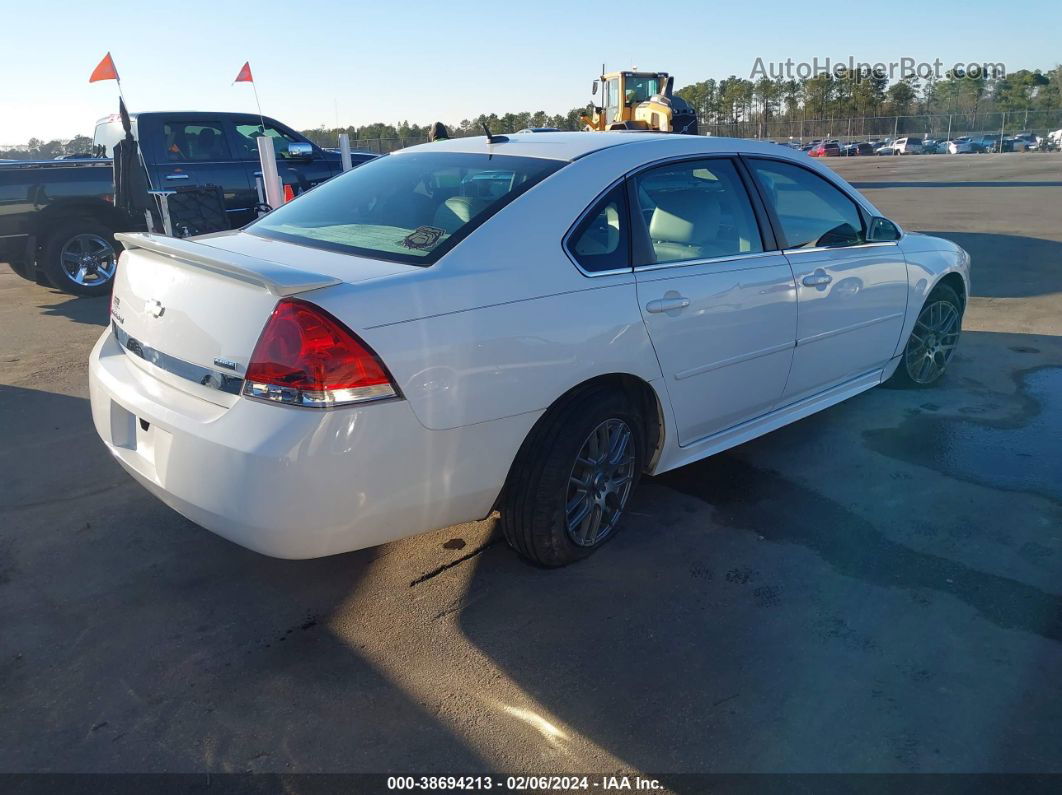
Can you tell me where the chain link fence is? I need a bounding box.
[700,110,1062,143]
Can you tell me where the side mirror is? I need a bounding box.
[867,217,901,242]
[591,80,598,96]
[286,142,313,160]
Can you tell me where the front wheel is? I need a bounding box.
[41,220,120,297]
[887,283,963,388]
[501,389,644,567]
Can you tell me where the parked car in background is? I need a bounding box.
[1012,132,1039,150]
[516,127,561,133]
[809,141,841,157]
[946,137,978,154]
[842,142,875,156]
[875,142,896,155]
[0,111,373,296]
[889,137,924,155]
[89,132,970,566]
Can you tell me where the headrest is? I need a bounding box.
[649,190,721,244]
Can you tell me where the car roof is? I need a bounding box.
[392,132,802,162]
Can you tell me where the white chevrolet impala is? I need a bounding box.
[89,133,970,566]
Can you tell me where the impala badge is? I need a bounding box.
[213,358,239,371]
[146,299,165,319]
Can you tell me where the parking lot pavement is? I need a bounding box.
[1,155,1060,774]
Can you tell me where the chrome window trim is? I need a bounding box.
[635,250,780,274]
[782,241,900,255]
[112,321,244,395]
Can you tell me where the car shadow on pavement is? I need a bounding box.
[36,292,110,326]
[0,385,488,773]
[457,330,1062,773]
[913,230,1062,299]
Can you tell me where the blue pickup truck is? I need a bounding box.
[0,111,374,296]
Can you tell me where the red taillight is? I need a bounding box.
[243,298,398,408]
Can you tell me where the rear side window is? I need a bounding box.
[567,184,629,273]
[249,151,562,265]
[747,159,865,249]
[631,158,764,265]
[161,121,231,162]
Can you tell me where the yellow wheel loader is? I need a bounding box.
[581,70,699,135]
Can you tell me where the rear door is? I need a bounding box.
[629,156,797,446]
[151,117,254,226]
[744,157,908,402]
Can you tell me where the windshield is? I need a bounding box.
[624,76,661,104]
[248,152,563,264]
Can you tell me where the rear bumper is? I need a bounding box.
[89,328,533,558]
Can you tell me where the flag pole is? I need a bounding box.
[250,80,266,131]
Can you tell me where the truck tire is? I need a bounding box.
[41,219,120,297]
[501,388,644,567]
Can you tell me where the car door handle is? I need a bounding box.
[802,271,833,287]
[164,174,190,180]
[645,296,690,314]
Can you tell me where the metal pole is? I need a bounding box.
[338,133,353,171]
[256,136,284,208]
[946,114,952,143]
[999,111,1006,152]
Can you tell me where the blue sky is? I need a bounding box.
[1,0,1059,144]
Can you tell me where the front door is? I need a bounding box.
[631,157,797,446]
[152,118,254,227]
[744,157,909,402]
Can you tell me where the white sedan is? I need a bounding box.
[90,133,971,566]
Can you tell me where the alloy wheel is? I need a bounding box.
[60,234,117,287]
[906,299,960,384]
[565,418,636,547]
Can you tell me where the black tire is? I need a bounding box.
[41,219,120,297]
[7,257,36,282]
[501,388,644,567]
[886,283,963,388]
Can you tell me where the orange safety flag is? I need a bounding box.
[89,52,119,83]
[234,62,253,83]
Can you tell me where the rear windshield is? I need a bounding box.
[247,151,563,265]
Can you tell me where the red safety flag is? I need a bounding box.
[234,62,253,84]
[89,52,119,83]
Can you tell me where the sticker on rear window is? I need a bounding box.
[400,226,446,251]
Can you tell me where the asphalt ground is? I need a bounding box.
[1,152,1060,775]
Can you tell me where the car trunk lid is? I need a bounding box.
[109,232,414,406]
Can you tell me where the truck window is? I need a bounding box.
[162,121,231,162]
[233,123,301,160]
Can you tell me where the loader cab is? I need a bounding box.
[597,71,668,126]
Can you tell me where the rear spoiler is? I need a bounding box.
[115,233,341,297]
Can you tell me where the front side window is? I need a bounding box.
[248,152,562,265]
[233,122,301,159]
[162,121,230,162]
[631,158,764,265]
[746,159,865,249]
[567,184,629,273]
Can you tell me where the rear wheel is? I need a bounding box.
[887,284,963,388]
[41,220,119,297]
[501,389,644,567]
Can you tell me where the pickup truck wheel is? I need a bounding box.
[42,221,119,297]
[501,389,643,567]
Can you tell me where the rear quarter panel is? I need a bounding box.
[308,145,666,431]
